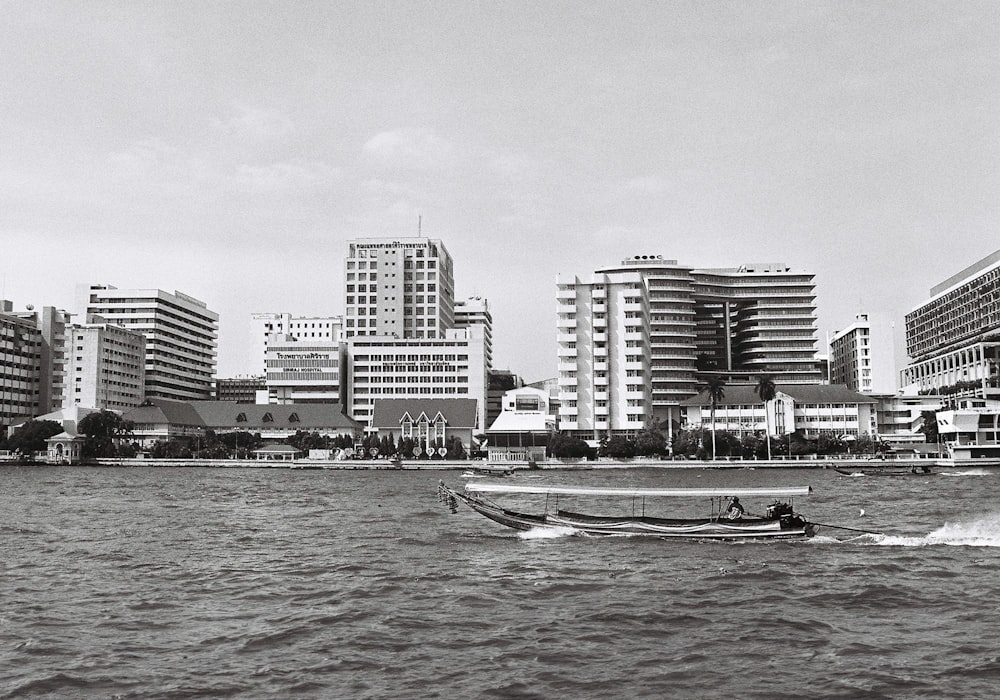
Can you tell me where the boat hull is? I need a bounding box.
[439,485,815,540]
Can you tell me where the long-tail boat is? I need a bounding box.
[437,482,816,540]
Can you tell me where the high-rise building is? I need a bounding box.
[63,318,146,411]
[0,300,42,427]
[829,313,897,394]
[250,313,344,375]
[454,296,493,370]
[556,266,654,439]
[901,249,1000,399]
[344,238,455,339]
[557,256,820,438]
[81,285,218,401]
[38,306,73,413]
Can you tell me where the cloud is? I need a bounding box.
[625,175,675,194]
[362,127,458,171]
[232,159,343,194]
[213,106,295,139]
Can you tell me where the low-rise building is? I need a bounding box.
[680,384,878,438]
[936,399,1000,460]
[370,398,478,457]
[486,386,555,463]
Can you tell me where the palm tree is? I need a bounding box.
[755,375,776,460]
[705,377,726,460]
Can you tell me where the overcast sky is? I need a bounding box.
[2,1,997,382]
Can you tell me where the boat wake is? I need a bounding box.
[869,514,1000,547]
[518,526,579,540]
[940,468,992,477]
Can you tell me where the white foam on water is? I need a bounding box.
[869,513,1000,547]
[518,525,579,540]
[940,468,991,477]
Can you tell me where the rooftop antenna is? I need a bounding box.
[418,214,422,237]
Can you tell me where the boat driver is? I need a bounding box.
[724,497,745,520]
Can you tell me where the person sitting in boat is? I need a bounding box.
[724,497,745,520]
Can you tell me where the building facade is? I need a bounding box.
[556,266,654,439]
[829,313,897,394]
[215,376,266,403]
[901,249,1000,399]
[38,306,73,413]
[82,285,218,401]
[343,237,455,339]
[454,296,493,370]
[264,334,344,404]
[557,256,821,439]
[0,300,42,427]
[345,328,487,430]
[250,313,344,375]
[680,384,877,438]
[63,319,146,411]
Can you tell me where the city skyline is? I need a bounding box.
[3,2,998,383]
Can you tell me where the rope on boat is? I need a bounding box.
[809,521,884,536]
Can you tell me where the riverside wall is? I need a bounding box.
[78,455,1000,470]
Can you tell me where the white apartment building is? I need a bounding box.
[344,237,455,339]
[557,255,821,439]
[82,285,218,401]
[346,327,487,430]
[264,334,343,404]
[454,296,493,370]
[829,313,897,394]
[556,268,654,439]
[63,319,146,411]
[250,313,344,375]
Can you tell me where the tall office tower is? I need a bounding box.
[690,263,821,382]
[63,319,146,411]
[0,300,42,426]
[250,313,344,374]
[264,334,344,404]
[38,306,73,413]
[557,256,821,439]
[345,327,488,429]
[454,296,493,370]
[82,285,218,401]
[901,249,1000,398]
[344,238,455,339]
[829,313,897,394]
[556,265,658,439]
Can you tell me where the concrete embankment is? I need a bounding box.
[83,456,1000,470]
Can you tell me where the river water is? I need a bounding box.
[2,465,1000,699]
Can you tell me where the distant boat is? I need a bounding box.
[438,482,816,540]
[834,465,934,477]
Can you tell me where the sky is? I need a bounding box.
[2,1,998,383]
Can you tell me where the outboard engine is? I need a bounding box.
[766,501,794,519]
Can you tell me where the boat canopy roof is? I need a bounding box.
[464,484,812,498]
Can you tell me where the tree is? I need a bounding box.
[6,419,63,456]
[704,377,726,461]
[547,433,591,459]
[602,435,635,459]
[755,375,776,460]
[634,429,667,457]
[77,410,134,458]
[919,410,939,445]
